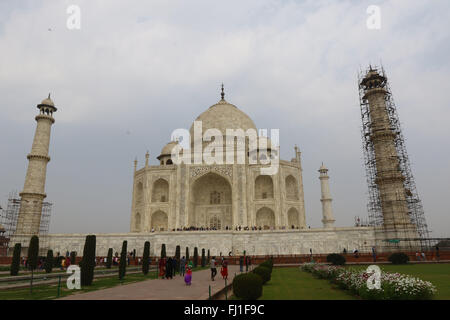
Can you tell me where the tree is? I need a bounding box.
[193,247,198,268]
[142,241,150,275]
[161,244,166,259]
[27,235,39,293]
[27,236,39,271]
[70,251,76,265]
[44,250,53,274]
[81,235,96,286]
[10,243,21,276]
[207,249,210,264]
[175,245,181,272]
[106,248,113,269]
[119,240,127,280]
[186,247,189,262]
[201,248,206,267]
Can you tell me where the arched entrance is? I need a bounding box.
[151,210,168,231]
[190,172,232,229]
[287,207,299,228]
[256,207,275,229]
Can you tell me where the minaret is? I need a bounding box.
[319,163,335,228]
[15,95,57,235]
[360,69,416,238]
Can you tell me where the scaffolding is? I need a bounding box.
[0,191,53,255]
[358,65,431,252]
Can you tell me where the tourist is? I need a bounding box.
[372,247,376,262]
[159,257,166,278]
[180,256,186,276]
[245,256,249,272]
[239,256,244,272]
[343,248,347,255]
[184,265,192,286]
[436,245,440,261]
[210,256,217,281]
[221,258,228,280]
[353,248,359,258]
[416,252,420,261]
[421,252,426,261]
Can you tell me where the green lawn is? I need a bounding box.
[346,263,450,300]
[259,267,356,300]
[0,265,207,300]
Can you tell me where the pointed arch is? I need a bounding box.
[285,175,299,200]
[256,207,275,229]
[151,210,168,231]
[255,175,274,199]
[152,178,169,202]
[287,207,299,228]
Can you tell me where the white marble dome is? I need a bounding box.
[189,98,257,144]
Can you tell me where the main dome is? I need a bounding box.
[189,99,257,140]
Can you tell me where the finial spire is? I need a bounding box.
[48,93,51,99]
[221,83,225,100]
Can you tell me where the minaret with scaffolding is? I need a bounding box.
[358,66,430,251]
[15,95,57,237]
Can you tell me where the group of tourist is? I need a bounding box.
[151,225,302,232]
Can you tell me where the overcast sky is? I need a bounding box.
[0,0,449,237]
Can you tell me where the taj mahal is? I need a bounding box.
[9,68,428,257]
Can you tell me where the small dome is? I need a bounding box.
[41,97,54,107]
[158,141,179,159]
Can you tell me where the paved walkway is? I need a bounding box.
[60,265,240,300]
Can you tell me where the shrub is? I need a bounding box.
[27,236,39,271]
[44,250,54,274]
[175,245,181,271]
[207,249,210,263]
[119,241,127,280]
[161,244,166,259]
[193,247,198,267]
[253,266,271,284]
[106,248,113,269]
[259,260,273,272]
[70,251,76,265]
[142,241,150,275]
[233,273,263,300]
[388,252,409,265]
[326,253,346,266]
[81,235,96,286]
[185,247,189,262]
[10,243,21,276]
[201,248,206,267]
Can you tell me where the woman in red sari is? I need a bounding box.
[220,258,228,280]
[158,258,166,278]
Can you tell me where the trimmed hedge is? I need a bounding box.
[142,241,150,275]
[119,240,127,280]
[10,243,21,276]
[259,260,273,272]
[27,236,39,271]
[161,244,166,259]
[233,273,263,300]
[388,252,409,265]
[201,248,206,267]
[193,247,199,267]
[81,235,96,286]
[44,250,54,274]
[106,248,113,269]
[326,253,346,266]
[253,266,271,284]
